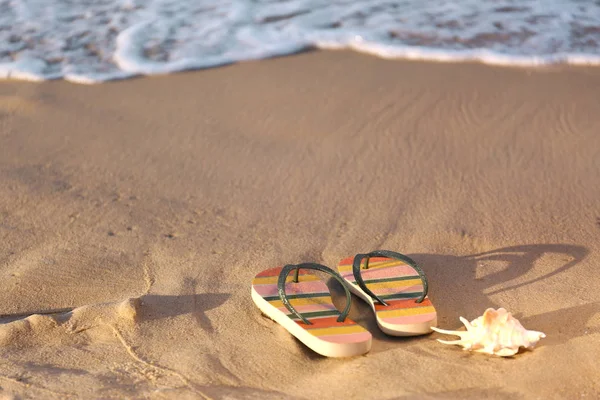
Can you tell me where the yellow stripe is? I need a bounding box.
[267,296,332,308]
[252,274,321,285]
[376,306,436,318]
[337,260,407,272]
[362,279,422,290]
[307,324,366,336]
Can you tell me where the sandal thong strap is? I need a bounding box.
[277,263,352,325]
[352,250,428,306]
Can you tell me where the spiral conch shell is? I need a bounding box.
[432,308,546,357]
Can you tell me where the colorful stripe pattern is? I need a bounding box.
[252,267,371,344]
[337,257,437,326]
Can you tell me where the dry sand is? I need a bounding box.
[0,51,599,399]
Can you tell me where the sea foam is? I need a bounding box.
[1,0,599,83]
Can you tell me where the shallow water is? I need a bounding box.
[1,0,599,83]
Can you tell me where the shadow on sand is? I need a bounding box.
[138,293,231,333]
[327,244,596,351]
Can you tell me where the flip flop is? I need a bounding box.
[337,250,437,336]
[251,263,372,357]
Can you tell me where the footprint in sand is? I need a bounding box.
[0,297,140,348]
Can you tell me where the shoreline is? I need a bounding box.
[3,47,600,85]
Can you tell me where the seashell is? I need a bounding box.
[431,308,546,357]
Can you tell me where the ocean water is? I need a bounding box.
[1,0,599,83]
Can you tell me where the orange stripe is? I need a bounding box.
[338,256,354,265]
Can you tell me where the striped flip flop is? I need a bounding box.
[337,250,437,336]
[251,263,372,357]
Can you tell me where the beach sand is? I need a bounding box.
[0,51,599,399]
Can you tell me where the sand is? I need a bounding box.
[0,51,599,399]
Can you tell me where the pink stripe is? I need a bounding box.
[318,331,372,344]
[380,312,437,325]
[276,304,337,314]
[340,265,418,281]
[253,280,328,297]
